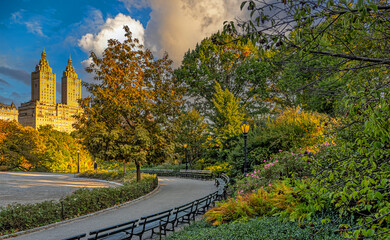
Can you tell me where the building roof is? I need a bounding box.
[0,102,17,109]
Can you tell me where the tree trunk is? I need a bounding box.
[136,163,141,182]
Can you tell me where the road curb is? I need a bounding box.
[0,181,161,239]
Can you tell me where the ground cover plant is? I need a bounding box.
[167,213,356,240]
[0,173,157,236]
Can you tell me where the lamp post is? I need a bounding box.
[77,150,80,173]
[241,121,250,175]
[183,143,188,170]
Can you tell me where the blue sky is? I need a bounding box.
[0,0,242,106]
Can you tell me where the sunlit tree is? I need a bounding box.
[76,26,183,181]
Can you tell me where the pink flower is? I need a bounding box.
[268,184,272,187]
[274,160,278,163]
[279,149,282,152]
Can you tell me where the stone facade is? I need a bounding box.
[0,102,18,121]
[18,49,83,133]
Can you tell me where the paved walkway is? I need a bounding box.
[0,172,118,208]
[9,177,216,240]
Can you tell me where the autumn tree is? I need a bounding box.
[0,120,45,171]
[76,26,182,181]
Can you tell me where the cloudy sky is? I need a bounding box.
[0,0,244,106]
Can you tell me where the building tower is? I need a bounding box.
[31,48,56,104]
[19,49,83,133]
[61,55,81,107]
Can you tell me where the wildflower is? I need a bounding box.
[268,184,272,187]
[278,149,282,152]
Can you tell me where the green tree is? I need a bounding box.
[76,26,182,181]
[227,1,390,237]
[38,125,92,173]
[175,108,208,167]
[175,32,271,117]
[207,82,246,164]
[210,82,245,143]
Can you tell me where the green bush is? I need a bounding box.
[229,145,320,196]
[0,201,61,235]
[0,174,157,235]
[167,213,355,240]
[226,107,337,177]
[78,170,124,181]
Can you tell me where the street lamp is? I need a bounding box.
[183,143,188,170]
[77,150,80,173]
[241,120,250,175]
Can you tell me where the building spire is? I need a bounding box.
[36,47,50,71]
[68,54,73,66]
[41,47,47,60]
[64,53,75,75]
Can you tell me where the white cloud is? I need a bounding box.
[11,10,46,37]
[119,0,151,11]
[80,0,244,67]
[78,13,145,59]
[81,57,94,68]
[143,0,244,67]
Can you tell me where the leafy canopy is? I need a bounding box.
[76,26,183,180]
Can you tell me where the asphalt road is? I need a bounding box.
[4,176,216,240]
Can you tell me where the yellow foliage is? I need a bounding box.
[269,106,339,146]
[205,162,232,175]
[204,181,298,225]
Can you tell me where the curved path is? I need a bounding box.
[8,177,216,240]
[0,172,118,208]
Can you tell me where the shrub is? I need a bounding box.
[227,107,338,177]
[205,180,304,225]
[205,162,232,176]
[78,170,124,181]
[229,144,330,196]
[307,140,390,239]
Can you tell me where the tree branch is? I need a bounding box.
[308,50,390,64]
